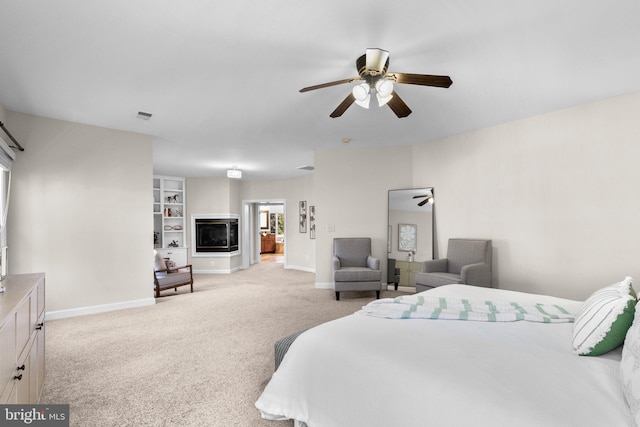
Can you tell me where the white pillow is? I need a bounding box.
[153,250,167,272]
[621,303,640,426]
[572,276,636,356]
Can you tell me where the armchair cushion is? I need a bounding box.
[155,270,192,288]
[334,267,382,283]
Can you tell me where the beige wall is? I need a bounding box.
[6,110,153,313]
[311,92,640,300]
[412,92,640,300]
[314,145,413,287]
[4,90,638,314]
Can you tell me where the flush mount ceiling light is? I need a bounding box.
[227,167,242,179]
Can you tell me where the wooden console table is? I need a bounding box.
[395,261,423,287]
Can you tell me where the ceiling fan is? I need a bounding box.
[413,194,434,206]
[299,48,453,118]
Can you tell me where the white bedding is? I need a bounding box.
[256,285,633,427]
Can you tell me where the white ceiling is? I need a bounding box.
[1,1,638,180]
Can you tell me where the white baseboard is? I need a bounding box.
[193,266,244,274]
[45,297,156,320]
[315,282,334,289]
[193,269,229,274]
[315,282,388,290]
[285,265,316,273]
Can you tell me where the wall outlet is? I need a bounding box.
[326,224,335,232]
[210,260,215,266]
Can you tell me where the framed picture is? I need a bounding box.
[269,213,276,233]
[277,213,284,235]
[398,223,417,251]
[299,201,307,233]
[309,205,316,239]
[260,210,269,230]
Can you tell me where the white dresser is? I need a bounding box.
[0,273,45,404]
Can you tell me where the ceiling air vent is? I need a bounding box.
[137,111,153,120]
[297,165,315,171]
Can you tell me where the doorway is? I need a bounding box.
[258,203,284,263]
[241,199,286,268]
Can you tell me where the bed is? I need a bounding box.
[256,283,638,427]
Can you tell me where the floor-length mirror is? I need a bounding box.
[387,188,434,290]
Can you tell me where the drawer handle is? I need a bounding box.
[17,364,26,371]
[36,322,44,330]
[13,374,22,381]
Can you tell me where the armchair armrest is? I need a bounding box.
[155,264,192,272]
[420,259,448,273]
[332,256,341,271]
[460,262,491,287]
[366,255,380,270]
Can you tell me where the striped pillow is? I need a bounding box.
[572,277,637,356]
[621,303,640,425]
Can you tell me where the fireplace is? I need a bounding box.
[195,218,239,253]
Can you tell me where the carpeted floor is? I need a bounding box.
[42,262,407,426]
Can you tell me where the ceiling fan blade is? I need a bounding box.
[389,73,453,88]
[417,199,429,206]
[330,93,356,118]
[299,78,359,93]
[387,92,412,118]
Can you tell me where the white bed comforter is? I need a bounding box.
[256,285,633,427]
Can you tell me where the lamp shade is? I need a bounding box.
[375,79,394,106]
[352,83,371,109]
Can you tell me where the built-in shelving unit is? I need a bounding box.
[153,176,187,265]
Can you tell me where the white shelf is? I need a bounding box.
[153,175,186,250]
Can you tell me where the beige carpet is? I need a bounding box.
[42,262,407,426]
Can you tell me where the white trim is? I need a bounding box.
[45,297,156,320]
[286,265,315,274]
[193,266,243,274]
[315,282,334,289]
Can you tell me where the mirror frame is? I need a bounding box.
[387,187,435,262]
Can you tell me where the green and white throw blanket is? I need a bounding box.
[361,295,575,323]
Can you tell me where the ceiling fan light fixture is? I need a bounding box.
[352,83,371,108]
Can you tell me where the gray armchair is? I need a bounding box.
[333,238,382,301]
[414,238,492,293]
